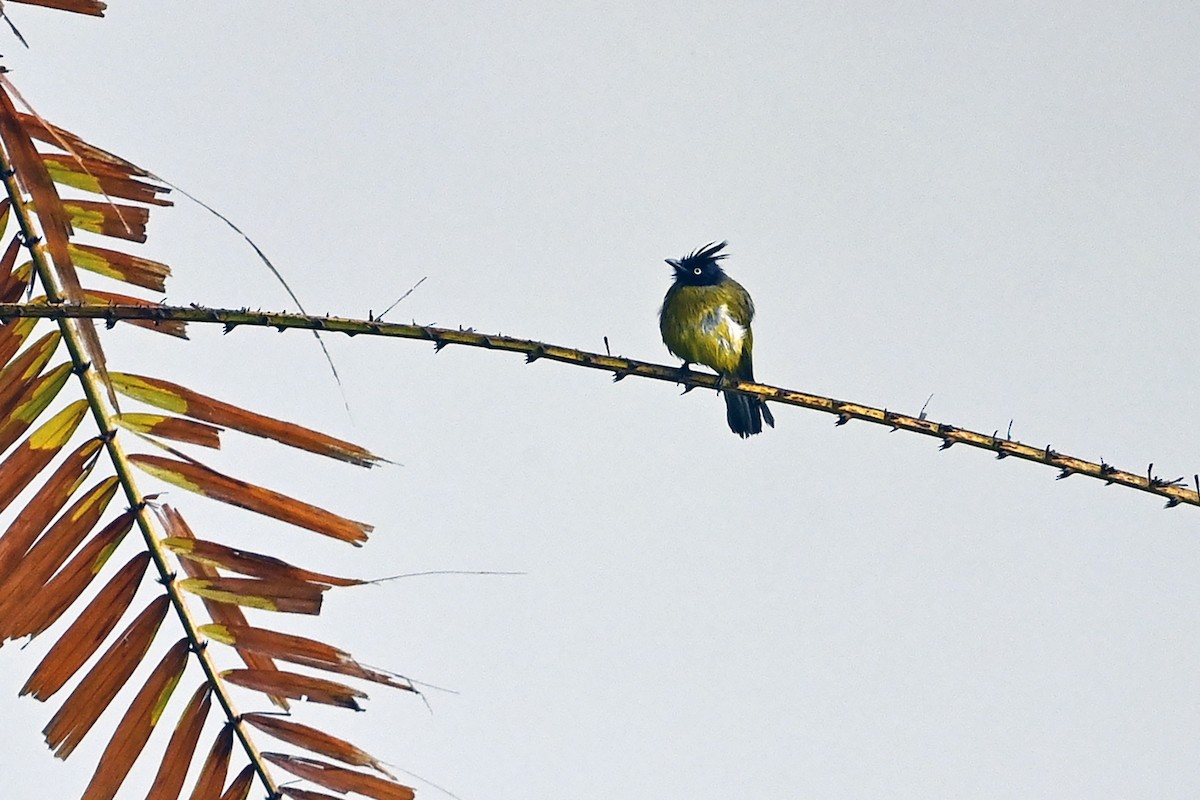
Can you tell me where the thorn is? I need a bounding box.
[1006,419,1014,439]
[525,344,545,364]
[1165,497,1181,509]
[1045,445,1056,461]
[0,167,13,179]
[680,384,695,395]
[604,336,611,356]
[222,322,237,334]
[1056,468,1073,480]
[433,337,449,353]
[835,413,850,426]
[995,450,1008,460]
[611,365,635,382]
[939,438,954,450]
[1194,474,1199,496]
[99,429,116,443]
[71,360,92,376]
[1147,463,1154,484]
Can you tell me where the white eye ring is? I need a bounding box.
[693,267,703,275]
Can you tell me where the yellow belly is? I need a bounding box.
[660,284,751,375]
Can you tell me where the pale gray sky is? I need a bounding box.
[3,2,1200,799]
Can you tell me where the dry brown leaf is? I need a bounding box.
[0,399,89,516]
[280,787,347,800]
[198,624,414,693]
[55,198,149,242]
[0,316,38,365]
[145,684,213,800]
[279,789,344,800]
[179,576,325,616]
[163,536,362,587]
[21,552,151,700]
[43,595,171,759]
[79,638,190,800]
[8,508,135,639]
[0,235,24,302]
[131,455,372,545]
[217,765,256,800]
[242,713,394,777]
[0,436,101,582]
[0,329,62,421]
[221,669,367,710]
[159,506,286,709]
[188,725,234,800]
[262,754,415,800]
[69,242,170,293]
[0,476,121,630]
[43,152,172,206]
[0,361,73,457]
[0,83,80,298]
[7,0,107,16]
[111,373,382,467]
[116,413,222,448]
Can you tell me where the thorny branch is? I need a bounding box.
[1,301,1195,510]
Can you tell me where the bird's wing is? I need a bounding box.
[720,278,755,326]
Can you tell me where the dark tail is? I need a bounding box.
[724,392,775,437]
[724,350,775,438]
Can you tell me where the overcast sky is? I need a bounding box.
[3,2,1200,799]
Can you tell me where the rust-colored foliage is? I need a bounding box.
[0,399,89,515]
[117,413,222,448]
[263,754,415,800]
[188,725,234,800]
[131,454,373,544]
[243,713,394,777]
[0,30,408,800]
[279,788,345,800]
[0,329,62,419]
[21,552,150,700]
[200,623,415,693]
[222,668,368,710]
[217,766,256,800]
[5,508,135,639]
[0,436,100,582]
[43,595,171,758]
[145,685,213,800]
[56,198,150,242]
[111,372,383,467]
[69,242,170,292]
[179,576,327,616]
[0,476,121,626]
[0,315,38,365]
[42,152,172,207]
[164,536,362,587]
[8,0,107,16]
[79,638,189,800]
[158,506,288,708]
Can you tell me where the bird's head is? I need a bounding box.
[666,241,730,286]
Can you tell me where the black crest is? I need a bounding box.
[666,241,729,286]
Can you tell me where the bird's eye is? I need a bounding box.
[693,267,703,275]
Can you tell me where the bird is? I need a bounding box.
[659,241,775,438]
